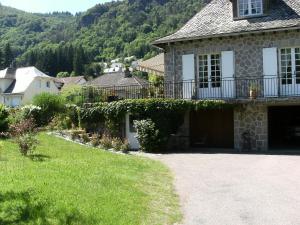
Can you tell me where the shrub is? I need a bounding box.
[61,85,83,106]
[90,134,100,147]
[15,133,39,156]
[70,130,84,141]
[111,137,123,151]
[0,105,9,132]
[20,105,42,124]
[80,132,90,144]
[9,118,38,156]
[48,115,73,131]
[100,135,113,149]
[120,139,130,153]
[134,119,160,152]
[32,93,65,126]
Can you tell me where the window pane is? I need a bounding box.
[251,0,262,14]
[296,48,300,84]
[211,54,221,88]
[281,48,292,85]
[239,0,249,16]
[199,55,208,88]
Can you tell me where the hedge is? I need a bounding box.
[78,99,232,151]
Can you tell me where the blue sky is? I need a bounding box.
[1,0,112,14]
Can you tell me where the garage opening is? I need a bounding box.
[190,109,234,149]
[269,106,300,149]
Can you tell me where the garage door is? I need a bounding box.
[269,106,300,149]
[190,109,234,148]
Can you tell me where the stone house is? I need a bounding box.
[152,0,300,151]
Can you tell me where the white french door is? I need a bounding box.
[198,54,222,98]
[280,48,300,96]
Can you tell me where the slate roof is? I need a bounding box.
[87,72,149,87]
[137,53,165,75]
[54,76,86,86]
[154,0,300,44]
[1,67,54,94]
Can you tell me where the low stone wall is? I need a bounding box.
[234,104,268,151]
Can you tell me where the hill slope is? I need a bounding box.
[0,0,205,76]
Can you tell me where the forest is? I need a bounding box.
[0,0,204,77]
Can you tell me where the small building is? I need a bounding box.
[0,67,59,107]
[137,53,165,76]
[86,72,149,100]
[54,76,87,90]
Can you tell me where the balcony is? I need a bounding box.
[82,76,300,103]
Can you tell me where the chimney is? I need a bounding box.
[124,67,132,78]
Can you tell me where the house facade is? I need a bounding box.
[153,0,300,151]
[0,67,59,107]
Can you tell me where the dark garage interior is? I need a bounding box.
[190,109,234,149]
[269,106,300,150]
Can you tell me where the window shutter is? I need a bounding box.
[232,0,238,18]
[182,54,195,99]
[182,54,195,81]
[221,51,235,98]
[263,47,278,97]
[263,0,270,14]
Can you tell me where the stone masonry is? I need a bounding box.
[164,30,300,82]
[234,104,268,151]
[162,30,300,151]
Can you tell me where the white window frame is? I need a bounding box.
[238,0,263,17]
[198,53,222,89]
[279,47,300,85]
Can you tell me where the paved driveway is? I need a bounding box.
[151,153,300,225]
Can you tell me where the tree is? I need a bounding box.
[3,43,13,68]
[73,45,85,76]
[0,49,3,69]
[57,72,70,78]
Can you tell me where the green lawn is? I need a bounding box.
[0,133,181,225]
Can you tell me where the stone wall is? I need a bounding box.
[164,30,300,82]
[234,104,268,151]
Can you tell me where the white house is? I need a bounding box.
[0,67,59,107]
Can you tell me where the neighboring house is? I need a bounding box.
[137,53,165,76]
[54,76,87,90]
[147,0,300,151]
[87,72,148,87]
[0,67,59,107]
[86,72,149,111]
[103,63,124,74]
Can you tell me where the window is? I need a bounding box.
[280,48,300,85]
[239,0,263,17]
[46,81,51,88]
[198,54,221,88]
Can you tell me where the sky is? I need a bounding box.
[0,0,112,14]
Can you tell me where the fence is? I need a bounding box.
[80,76,300,103]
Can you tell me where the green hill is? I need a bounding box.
[0,0,204,76]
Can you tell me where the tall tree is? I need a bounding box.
[3,43,13,68]
[0,48,3,69]
[73,45,85,76]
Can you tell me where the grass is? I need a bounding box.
[0,133,181,225]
